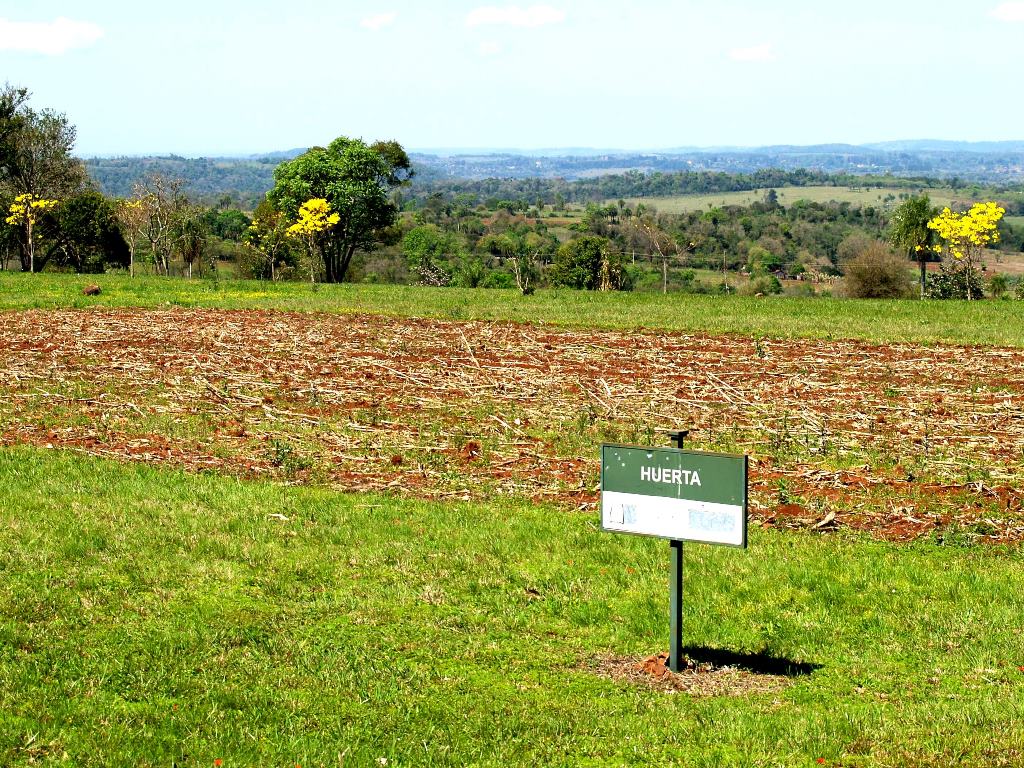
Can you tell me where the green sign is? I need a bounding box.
[601,444,748,547]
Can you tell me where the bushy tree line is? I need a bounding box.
[5,83,1022,300]
[0,85,240,276]
[391,186,1022,300]
[0,84,125,273]
[407,168,851,208]
[1,85,415,282]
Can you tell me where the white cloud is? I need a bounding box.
[466,5,566,28]
[478,40,502,55]
[990,2,1024,20]
[0,17,104,55]
[361,12,398,30]
[729,43,776,62]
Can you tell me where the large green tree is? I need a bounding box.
[40,191,129,273]
[267,137,412,283]
[1,85,87,271]
[0,85,29,182]
[888,194,939,299]
[0,87,84,200]
[549,235,625,291]
[401,224,465,285]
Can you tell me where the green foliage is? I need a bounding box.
[241,199,295,280]
[86,154,279,208]
[268,137,411,283]
[203,207,251,240]
[174,205,210,277]
[988,273,1009,298]
[549,236,625,291]
[401,224,465,285]
[451,255,488,288]
[39,191,129,273]
[746,244,782,276]
[889,194,939,297]
[369,139,415,186]
[481,270,515,289]
[926,262,985,300]
[206,236,248,267]
[0,85,29,180]
[740,274,784,296]
[0,85,85,202]
[889,194,939,253]
[0,86,88,271]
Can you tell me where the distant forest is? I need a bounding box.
[85,150,1024,211]
[84,155,286,208]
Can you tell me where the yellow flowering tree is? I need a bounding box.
[114,199,146,277]
[286,198,340,283]
[243,201,291,281]
[927,202,1005,300]
[5,193,58,273]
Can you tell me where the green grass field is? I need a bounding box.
[3,272,1024,347]
[619,187,963,215]
[3,277,1024,765]
[3,448,1023,766]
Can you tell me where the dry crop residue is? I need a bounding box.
[2,307,1022,543]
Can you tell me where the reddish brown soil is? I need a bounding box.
[592,652,792,697]
[2,307,1022,542]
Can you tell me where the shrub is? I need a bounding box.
[481,270,515,289]
[746,245,782,276]
[836,233,878,270]
[841,242,914,298]
[989,273,1009,298]
[450,256,487,288]
[785,282,817,297]
[926,263,985,300]
[549,236,625,291]
[739,275,783,296]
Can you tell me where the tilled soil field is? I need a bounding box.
[2,308,1023,543]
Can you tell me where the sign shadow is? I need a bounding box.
[680,645,821,677]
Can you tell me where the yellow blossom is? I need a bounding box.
[5,193,58,226]
[927,202,1004,261]
[286,198,340,238]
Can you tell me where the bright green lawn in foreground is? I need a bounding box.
[3,273,1024,347]
[2,448,1023,766]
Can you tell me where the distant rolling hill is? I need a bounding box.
[83,141,1024,206]
[863,139,1024,154]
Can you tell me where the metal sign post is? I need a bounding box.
[668,430,687,673]
[600,430,747,676]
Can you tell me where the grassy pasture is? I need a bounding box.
[2,448,1024,766]
[3,273,1024,347]
[618,187,962,215]
[984,251,1024,277]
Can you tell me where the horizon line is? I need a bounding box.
[77,138,1024,161]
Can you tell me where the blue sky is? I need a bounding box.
[2,1,1023,156]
